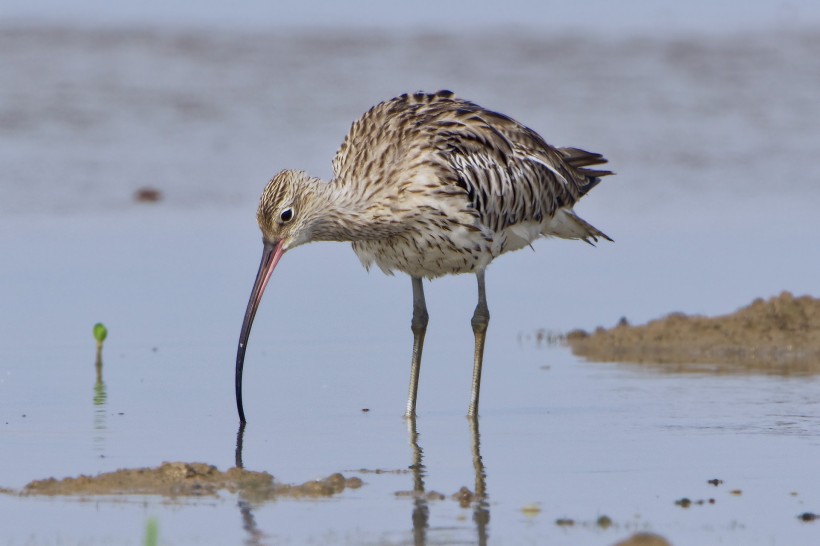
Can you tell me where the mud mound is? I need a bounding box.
[567,292,820,374]
[17,462,362,500]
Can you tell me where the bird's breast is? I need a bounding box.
[351,222,496,279]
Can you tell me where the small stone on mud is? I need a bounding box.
[798,512,818,522]
[730,489,742,496]
[521,504,541,517]
[452,486,475,507]
[613,533,672,546]
[134,187,162,203]
[555,518,575,527]
[675,497,692,508]
[597,515,613,528]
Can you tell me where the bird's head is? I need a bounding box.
[256,169,318,251]
[235,169,317,423]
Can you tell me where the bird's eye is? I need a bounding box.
[280,207,294,223]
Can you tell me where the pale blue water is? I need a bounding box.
[2,14,820,546]
[3,0,819,33]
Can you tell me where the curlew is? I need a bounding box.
[235,90,612,422]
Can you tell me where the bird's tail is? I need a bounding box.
[544,208,613,245]
[559,147,613,196]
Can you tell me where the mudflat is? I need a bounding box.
[18,462,362,500]
[567,292,820,374]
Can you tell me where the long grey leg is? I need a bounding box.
[468,270,490,417]
[405,276,429,417]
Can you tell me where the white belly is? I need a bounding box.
[352,223,495,279]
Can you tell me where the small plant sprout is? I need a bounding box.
[93,323,108,350]
[93,323,107,399]
[144,518,158,546]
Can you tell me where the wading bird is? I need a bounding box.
[236,90,612,422]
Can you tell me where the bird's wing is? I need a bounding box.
[434,108,606,235]
[331,91,611,236]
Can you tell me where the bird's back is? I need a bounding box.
[331,91,612,278]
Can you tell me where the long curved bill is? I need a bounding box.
[235,239,286,423]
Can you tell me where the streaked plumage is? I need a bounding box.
[236,90,612,422]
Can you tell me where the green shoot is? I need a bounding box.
[144,518,158,546]
[93,323,108,349]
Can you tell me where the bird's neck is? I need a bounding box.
[304,178,402,243]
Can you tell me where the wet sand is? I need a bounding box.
[567,292,820,374]
[15,462,362,500]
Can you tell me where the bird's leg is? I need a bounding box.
[405,276,429,417]
[468,270,490,417]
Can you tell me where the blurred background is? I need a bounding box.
[2,0,819,216]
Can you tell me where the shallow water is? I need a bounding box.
[2,21,820,546]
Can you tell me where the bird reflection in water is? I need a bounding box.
[232,417,490,545]
[406,416,489,545]
[407,416,429,545]
[235,422,269,546]
[92,343,107,453]
[469,416,490,545]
